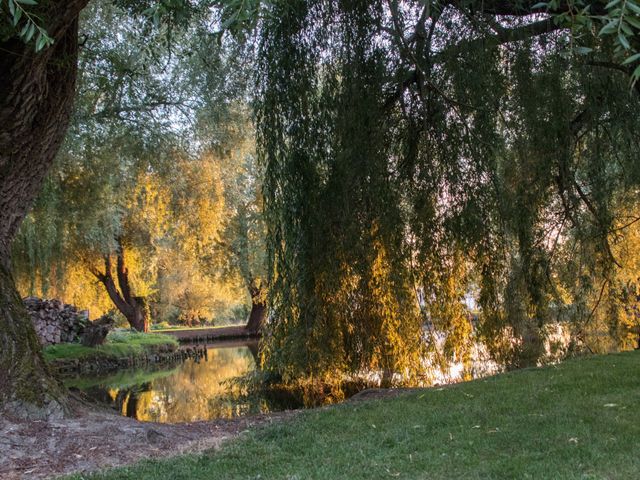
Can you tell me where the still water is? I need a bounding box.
[67,341,277,423]
[67,335,507,424]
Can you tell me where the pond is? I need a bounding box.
[66,340,292,423]
[67,333,506,424]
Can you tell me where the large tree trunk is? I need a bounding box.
[0,1,88,417]
[0,263,66,418]
[92,246,149,332]
[245,287,266,334]
[129,296,150,333]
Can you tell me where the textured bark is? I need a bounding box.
[129,296,150,333]
[81,314,115,347]
[0,263,66,418]
[245,297,267,334]
[93,251,149,332]
[0,1,88,266]
[0,0,88,417]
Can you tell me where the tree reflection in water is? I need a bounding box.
[78,341,267,423]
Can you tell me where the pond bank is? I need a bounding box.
[3,351,638,479]
[0,400,301,480]
[158,325,259,343]
[44,332,205,377]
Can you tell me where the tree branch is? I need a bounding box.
[94,254,134,317]
[443,0,605,17]
[115,238,133,304]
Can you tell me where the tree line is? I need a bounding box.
[1,0,640,417]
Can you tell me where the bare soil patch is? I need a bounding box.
[0,400,299,480]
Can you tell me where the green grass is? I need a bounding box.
[44,331,178,362]
[68,351,640,480]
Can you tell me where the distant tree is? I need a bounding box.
[212,142,268,334]
[0,0,244,414]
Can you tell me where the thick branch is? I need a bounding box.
[93,255,134,318]
[443,0,605,17]
[115,239,133,304]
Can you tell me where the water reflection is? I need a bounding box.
[69,341,271,423]
[69,336,507,423]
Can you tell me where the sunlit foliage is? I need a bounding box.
[257,0,640,383]
[11,1,262,326]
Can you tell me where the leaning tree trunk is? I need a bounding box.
[0,1,88,417]
[92,247,149,332]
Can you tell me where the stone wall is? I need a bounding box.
[24,297,89,346]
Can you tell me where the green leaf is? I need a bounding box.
[25,22,36,42]
[14,0,38,4]
[620,21,634,36]
[19,22,29,36]
[627,2,640,14]
[622,52,640,65]
[574,46,593,55]
[531,2,549,9]
[626,16,640,29]
[599,21,618,36]
[8,0,15,16]
[605,0,621,9]
[618,32,631,50]
[13,7,22,27]
[35,32,44,51]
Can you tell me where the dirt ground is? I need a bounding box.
[0,399,299,480]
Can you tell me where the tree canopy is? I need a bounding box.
[2,0,640,415]
[254,0,640,383]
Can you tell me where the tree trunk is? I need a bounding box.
[0,1,88,417]
[245,288,266,334]
[129,296,150,333]
[0,262,66,418]
[92,249,149,332]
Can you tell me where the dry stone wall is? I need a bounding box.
[24,297,89,346]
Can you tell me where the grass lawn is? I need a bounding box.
[44,331,179,362]
[70,351,640,479]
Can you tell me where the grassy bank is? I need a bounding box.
[44,331,179,362]
[69,350,640,479]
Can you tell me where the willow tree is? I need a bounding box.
[11,2,256,333]
[256,0,640,384]
[0,0,244,416]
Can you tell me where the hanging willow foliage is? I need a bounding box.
[257,0,640,382]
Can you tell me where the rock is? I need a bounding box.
[23,297,93,346]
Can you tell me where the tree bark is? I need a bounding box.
[0,262,66,418]
[129,296,150,333]
[92,250,149,332]
[245,287,266,334]
[0,2,87,264]
[0,1,88,417]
